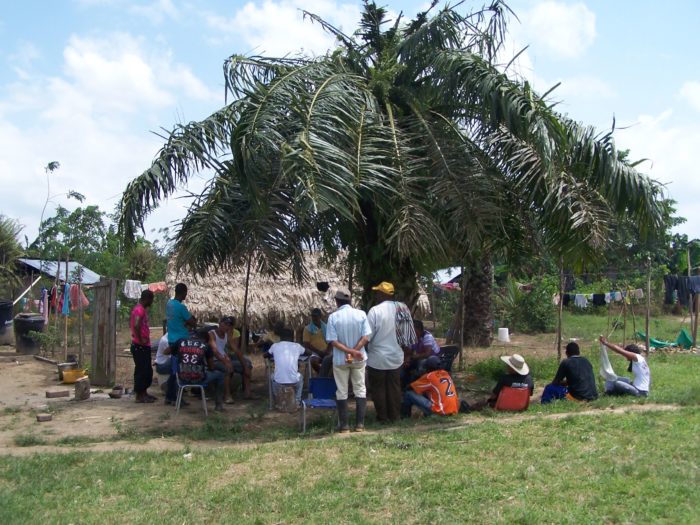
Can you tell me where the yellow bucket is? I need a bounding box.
[62,368,87,384]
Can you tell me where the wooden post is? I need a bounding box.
[78,277,84,367]
[645,258,651,355]
[63,257,69,361]
[556,258,564,361]
[622,293,627,347]
[688,249,694,339]
[458,264,465,371]
[241,253,252,353]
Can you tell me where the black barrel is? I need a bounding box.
[0,300,12,335]
[13,313,45,354]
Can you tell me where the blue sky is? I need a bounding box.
[1,0,698,245]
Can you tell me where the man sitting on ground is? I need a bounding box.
[303,308,332,376]
[488,354,534,407]
[208,316,253,403]
[543,342,598,402]
[401,356,458,417]
[265,328,310,407]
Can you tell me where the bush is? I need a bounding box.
[495,276,557,334]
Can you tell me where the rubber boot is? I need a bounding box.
[354,397,367,432]
[336,399,350,433]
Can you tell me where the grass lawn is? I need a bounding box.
[2,312,698,523]
[1,408,698,524]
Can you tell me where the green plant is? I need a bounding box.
[27,326,62,357]
[13,433,47,447]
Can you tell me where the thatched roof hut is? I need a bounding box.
[166,251,431,330]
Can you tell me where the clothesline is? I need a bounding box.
[554,289,645,308]
[123,279,168,299]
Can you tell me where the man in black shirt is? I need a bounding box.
[550,342,598,401]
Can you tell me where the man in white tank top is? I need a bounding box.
[208,316,253,402]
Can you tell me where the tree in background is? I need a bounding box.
[118,1,663,346]
[0,216,23,297]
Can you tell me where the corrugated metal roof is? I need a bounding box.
[18,258,101,285]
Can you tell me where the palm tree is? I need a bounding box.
[0,215,23,297]
[119,1,663,345]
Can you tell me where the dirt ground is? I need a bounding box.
[0,330,565,453]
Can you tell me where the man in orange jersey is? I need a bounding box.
[400,356,459,417]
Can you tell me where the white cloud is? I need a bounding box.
[205,0,361,56]
[8,42,41,80]
[516,1,596,60]
[679,81,700,112]
[552,74,615,101]
[0,32,217,242]
[128,0,179,25]
[616,110,700,238]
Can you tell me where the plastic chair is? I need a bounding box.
[171,350,210,417]
[438,345,460,373]
[494,386,530,412]
[300,377,337,432]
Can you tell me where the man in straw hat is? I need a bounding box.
[486,353,534,407]
[366,281,416,423]
[326,287,371,432]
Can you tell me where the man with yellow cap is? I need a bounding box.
[366,281,416,423]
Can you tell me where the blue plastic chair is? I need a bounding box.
[300,377,337,432]
[171,353,210,417]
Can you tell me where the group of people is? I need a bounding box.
[129,283,254,412]
[128,280,652,425]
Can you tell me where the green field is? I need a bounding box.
[1,408,698,524]
[1,312,698,524]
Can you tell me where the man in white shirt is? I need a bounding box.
[326,288,372,432]
[154,333,187,406]
[366,281,416,423]
[267,328,310,406]
[208,316,252,403]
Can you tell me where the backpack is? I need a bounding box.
[395,302,417,348]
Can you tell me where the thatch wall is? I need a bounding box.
[166,252,431,330]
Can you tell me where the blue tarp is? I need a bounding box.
[18,258,101,285]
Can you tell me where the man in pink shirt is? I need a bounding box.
[130,290,155,403]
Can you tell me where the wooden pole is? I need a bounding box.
[63,257,69,361]
[458,264,465,371]
[241,253,252,353]
[622,292,627,347]
[78,274,84,367]
[688,249,694,339]
[693,293,700,346]
[645,258,651,355]
[556,258,564,361]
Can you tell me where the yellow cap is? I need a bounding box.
[371,281,395,295]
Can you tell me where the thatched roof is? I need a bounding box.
[166,252,431,330]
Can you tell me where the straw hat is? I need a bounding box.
[500,354,529,375]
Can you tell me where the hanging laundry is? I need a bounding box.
[592,294,606,307]
[141,283,149,291]
[633,289,644,300]
[148,281,168,293]
[42,290,49,324]
[69,284,90,311]
[562,294,572,307]
[604,292,612,304]
[39,288,46,315]
[688,275,700,295]
[663,275,678,305]
[677,276,690,307]
[552,293,560,306]
[574,294,588,308]
[123,279,142,299]
[613,291,623,302]
[61,283,71,316]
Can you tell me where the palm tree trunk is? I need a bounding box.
[462,253,493,347]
